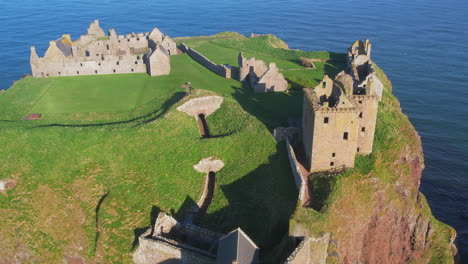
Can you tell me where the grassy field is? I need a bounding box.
[0,44,306,262]
[176,33,347,89]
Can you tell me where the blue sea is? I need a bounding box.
[1,0,467,260]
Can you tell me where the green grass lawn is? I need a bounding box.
[177,33,347,90]
[0,48,301,262]
[0,35,346,263]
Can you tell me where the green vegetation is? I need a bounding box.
[176,33,347,89]
[0,33,454,263]
[0,47,304,262]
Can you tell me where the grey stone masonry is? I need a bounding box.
[30,20,176,77]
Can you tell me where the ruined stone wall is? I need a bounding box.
[285,238,310,264]
[302,90,316,171]
[133,230,216,264]
[148,46,170,76]
[30,21,174,77]
[351,95,379,155]
[310,108,358,171]
[255,63,288,93]
[31,53,147,77]
[285,137,310,205]
[238,53,267,82]
[180,44,231,78]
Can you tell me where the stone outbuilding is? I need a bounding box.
[238,52,288,93]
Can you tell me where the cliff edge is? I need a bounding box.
[290,63,457,263]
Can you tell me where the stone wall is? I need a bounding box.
[285,238,310,264]
[285,137,310,206]
[285,234,330,264]
[179,44,231,78]
[351,94,379,155]
[133,229,216,264]
[238,53,288,93]
[30,20,174,77]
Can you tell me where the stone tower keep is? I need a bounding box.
[302,39,381,172]
[302,76,359,171]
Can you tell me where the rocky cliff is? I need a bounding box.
[290,63,457,263]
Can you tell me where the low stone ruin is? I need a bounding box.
[30,20,175,77]
[238,52,288,93]
[177,96,223,138]
[133,212,222,264]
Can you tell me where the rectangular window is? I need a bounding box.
[330,162,334,166]
[332,153,336,157]
[324,117,329,124]
[359,112,363,118]
[343,132,348,140]
[357,148,360,152]
[322,82,326,88]
[361,127,366,132]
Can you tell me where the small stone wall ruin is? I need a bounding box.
[285,233,330,264]
[238,52,288,93]
[133,212,223,264]
[177,96,223,138]
[285,137,311,207]
[179,44,231,78]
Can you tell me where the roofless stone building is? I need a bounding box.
[30,20,176,77]
[302,40,381,172]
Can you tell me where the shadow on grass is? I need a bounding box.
[231,83,303,131]
[29,92,186,129]
[94,192,109,254]
[131,205,161,251]
[201,143,298,261]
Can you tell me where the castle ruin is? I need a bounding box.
[30,20,176,77]
[238,52,288,93]
[302,40,380,172]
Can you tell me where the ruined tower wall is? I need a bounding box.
[310,108,358,171]
[31,54,147,77]
[148,47,170,76]
[351,95,379,155]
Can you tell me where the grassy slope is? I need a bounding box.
[0,46,305,262]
